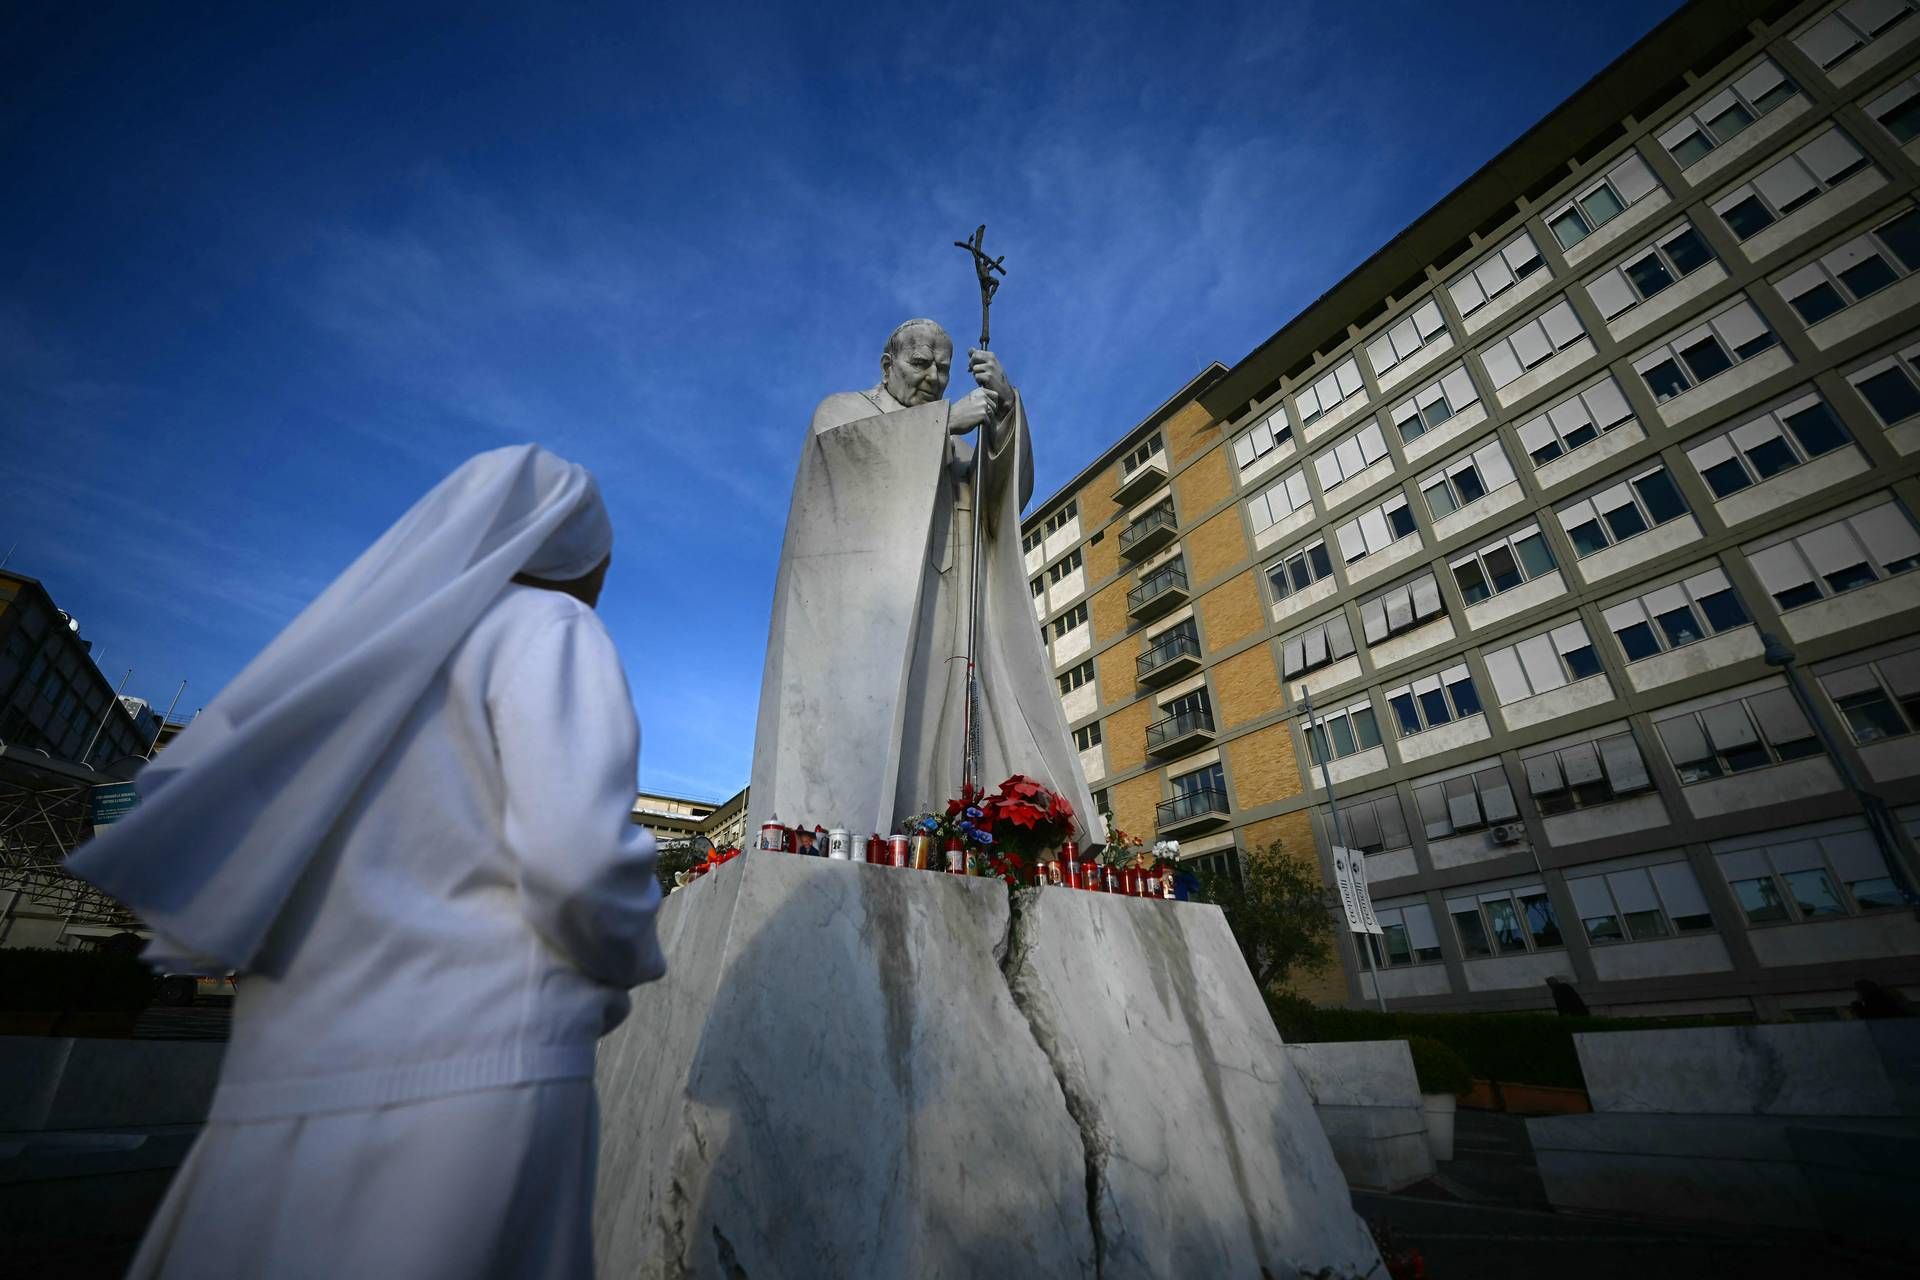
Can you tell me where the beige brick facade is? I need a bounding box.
[1103,697,1156,777]
[1211,642,1284,733]
[1095,642,1137,708]
[1166,400,1216,465]
[1084,514,1120,587]
[1107,771,1161,843]
[1225,721,1302,810]
[1089,576,1132,649]
[1173,444,1232,520]
[1195,570,1263,652]
[1184,506,1245,588]
[1236,811,1345,1004]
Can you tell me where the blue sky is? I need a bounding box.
[3,0,1683,800]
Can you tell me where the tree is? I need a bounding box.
[1192,839,1334,992]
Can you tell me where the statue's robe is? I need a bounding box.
[749,384,1097,842]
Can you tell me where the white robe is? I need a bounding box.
[129,585,664,1279]
[749,386,1097,840]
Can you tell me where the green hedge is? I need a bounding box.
[1267,994,1746,1090]
[0,948,155,1014]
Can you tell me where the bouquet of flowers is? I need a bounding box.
[679,845,740,888]
[1100,818,1144,868]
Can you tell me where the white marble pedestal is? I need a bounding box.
[593,854,1380,1278]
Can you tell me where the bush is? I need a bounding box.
[1406,1035,1471,1096]
[0,947,155,1014]
[1264,992,1748,1090]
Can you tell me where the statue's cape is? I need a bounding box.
[748,388,1097,843]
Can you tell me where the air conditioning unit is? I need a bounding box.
[1488,824,1523,846]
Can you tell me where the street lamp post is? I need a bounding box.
[1760,631,1920,913]
[1300,685,1389,1012]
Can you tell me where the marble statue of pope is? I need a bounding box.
[748,318,1097,844]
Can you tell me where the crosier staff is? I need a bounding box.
[953,225,1006,803]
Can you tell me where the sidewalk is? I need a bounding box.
[1354,1109,1914,1279]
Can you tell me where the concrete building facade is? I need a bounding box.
[1020,0,1920,1019]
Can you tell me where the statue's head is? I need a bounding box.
[880,318,952,407]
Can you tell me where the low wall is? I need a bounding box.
[1284,1040,1435,1191]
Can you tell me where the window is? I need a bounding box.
[1058,659,1095,696]
[1631,299,1777,402]
[1546,151,1661,250]
[1047,549,1083,583]
[1555,464,1691,557]
[1603,566,1750,662]
[1363,902,1445,968]
[1568,860,1715,944]
[1522,732,1653,815]
[1654,685,1825,783]
[1817,645,1920,743]
[1657,58,1800,169]
[1267,537,1336,602]
[1365,298,1450,380]
[1030,576,1045,599]
[1686,391,1852,502]
[1141,618,1201,675]
[1312,422,1390,492]
[1484,620,1605,705]
[1479,300,1589,389]
[1867,72,1920,144]
[1022,529,1043,555]
[1281,613,1357,679]
[1121,437,1163,476]
[1329,790,1412,855]
[1746,499,1920,610]
[1389,365,1481,444]
[1793,0,1919,72]
[1414,764,1518,839]
[1420,438,1517,520]
[1303,698,1383,766]
[1385,664,1481,737]
[1515,375,1634,467]
[1447,230,1546,319]
[1042,500,1079,537]
[1247,469,1312,534]
[1360,571,1446,644]
[1715,825,1907,926]
[1173,761,1226,799]
[1450,523,1558,605]
[1774,207,1920,327]
[1232,410,1293,469]
[1334,494,1418,564]
[1587,221,1718,321]
[1051,602,1089,640]
[1296,356,1365,428]
[1448,883,1561,957]
[1848,338,1920,425]
[1711,127,1873,241]
[1073,722,1103,751]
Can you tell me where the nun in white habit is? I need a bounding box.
[70,444,664,1280]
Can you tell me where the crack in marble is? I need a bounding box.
[997,886,1108,1280]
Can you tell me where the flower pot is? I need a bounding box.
[1421,1092,1456,1163]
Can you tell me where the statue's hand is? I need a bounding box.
[970,349,1014,411]
[949,387,998,434]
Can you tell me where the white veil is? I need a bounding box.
[70,444,615,971]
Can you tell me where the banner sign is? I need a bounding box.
[1331,846,1383,936]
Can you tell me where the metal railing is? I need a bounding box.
[1137,631,1201,680]
[1127,563,1189,613]
[1157,787,1230,828]
[1118,502,1177,553]
[1147,706,1216,753]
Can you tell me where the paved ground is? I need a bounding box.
[1353,1109,1914,1279]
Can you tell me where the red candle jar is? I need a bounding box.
[944,837,965,874]
[1079,858,1100,891]
[1123,866,1140,896]
[1063,857,1083,889]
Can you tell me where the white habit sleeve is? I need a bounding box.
[493,608,666,990]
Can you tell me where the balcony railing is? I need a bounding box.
[1156,787,1230,834]
[1126,563,1189,620]
[1118,502,1178,561]
[1146,707,1216,757]
[1113,452,1168,505]
[1136,631,1202,685]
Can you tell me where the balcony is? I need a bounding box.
[1146,706,1216,758]
[1156,787,1230,837]
[1118,502,1178,562]
[1136,631,1202,687]
[1113,453,1168,505]
[1126,563,1189,621]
